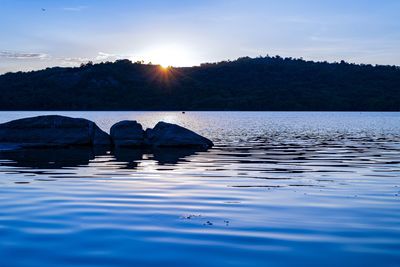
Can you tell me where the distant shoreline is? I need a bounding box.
[1,56,399,111]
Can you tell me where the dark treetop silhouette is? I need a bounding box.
[0,56,399,111]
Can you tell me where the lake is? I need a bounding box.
[0,112,399,267]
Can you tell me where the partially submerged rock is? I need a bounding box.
[0,116,213,150]
[145,121,213,148]
[110,120,145,147]
[0,115,111,148]
[109,120,213,148]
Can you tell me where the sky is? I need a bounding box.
[0,0,399,73]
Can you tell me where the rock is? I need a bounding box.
[0,115,111,148]
[110,120,145,147]
[0,116,213,150]
[93,127,111,146]
[145,121,213,148]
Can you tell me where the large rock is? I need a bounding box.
[0,115,111,148]
[145,122,213,148]
[110,120,145,147]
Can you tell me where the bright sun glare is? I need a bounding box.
[136,45,195,68]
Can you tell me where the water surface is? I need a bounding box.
[0,112,399,267]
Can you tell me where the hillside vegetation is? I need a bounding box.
[0,56,399,111]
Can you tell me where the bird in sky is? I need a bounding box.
[41,8,46,12]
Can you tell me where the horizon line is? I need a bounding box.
[2,55,399,75]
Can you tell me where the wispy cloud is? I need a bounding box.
[59,57,90,65]
[62,6,88,12]
[58,52,128,65]
[95,52,131,62]
[95,52,117,61]
[55,52,131,66]
[0,51,48,60]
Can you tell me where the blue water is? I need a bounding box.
[0,112,399,267]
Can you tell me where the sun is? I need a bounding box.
[149,45,183,68]
[136,44,196,67]
[159,63,169,69]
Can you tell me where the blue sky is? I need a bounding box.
[0,0,399,73]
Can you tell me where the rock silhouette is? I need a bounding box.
[0,115,111,148]
[110,120,145,147]
[145,122,213,148]
[0,116,213,150]
[109,121,213,148]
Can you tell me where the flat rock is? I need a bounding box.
[110,120,145,147]
[0,115,111,148]
[145,121,213,148]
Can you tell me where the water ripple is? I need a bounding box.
[0,112,400,266]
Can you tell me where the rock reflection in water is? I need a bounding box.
[0,146,208,173]
[112,147,144,169]
[151,147,206,165]
[0,147,104,169]
[113,147,206,168]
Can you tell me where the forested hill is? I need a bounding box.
[0,56,399,111]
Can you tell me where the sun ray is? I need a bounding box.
[136,44,195,67]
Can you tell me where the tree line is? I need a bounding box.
[0,56,399,111]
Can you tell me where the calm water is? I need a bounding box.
[0,112,400,267]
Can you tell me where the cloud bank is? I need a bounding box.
[0,51,48,60]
